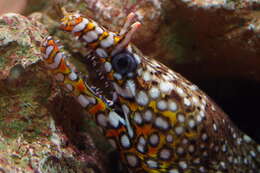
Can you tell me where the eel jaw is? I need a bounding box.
[82,52,115,106]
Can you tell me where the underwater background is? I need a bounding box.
[0,0,260,172]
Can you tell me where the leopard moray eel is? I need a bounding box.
[40,9,260,173]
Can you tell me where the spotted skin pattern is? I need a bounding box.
[41,37,129,140]
[41,9,260,173]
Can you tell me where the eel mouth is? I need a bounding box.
[81,52,115,106]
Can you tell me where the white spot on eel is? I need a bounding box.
[83,30,98,43]
[72,18,89,33]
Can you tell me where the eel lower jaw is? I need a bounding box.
[86,82,114,107]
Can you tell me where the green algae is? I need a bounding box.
[162,19,197,64]
[0,120,27,138]
[0,19,7,25]
[0,56,7,70]
[15,44,31,57]
[77,2,88,12]
[0,64,52,142]
[39,155,100,173]
[23,0,49,15]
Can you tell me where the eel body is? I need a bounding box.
[40,9,260,173]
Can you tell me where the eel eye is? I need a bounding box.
[112,51,137,76]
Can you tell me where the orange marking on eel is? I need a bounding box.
[88,41,99,49]
[99,58,106,63]
[40,47,46,53]
[114,36,121,45]
[148,146,159,156]
[89,100,106,115]
[74,79,87,93]
[99,31,109,40]
[118,97,138,112]
[107,72,114,80]
[106,126,126,138]
[84,22,95,32]
[135,124,155,136]
[53,58,70,74]
[74,32,82,37]
[44,40,59,63]
[129,103,138,112]
[75,17,83,24]
[62,25,74,32]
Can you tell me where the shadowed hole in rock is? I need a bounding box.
[195,78,260,143]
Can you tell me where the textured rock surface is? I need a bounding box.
[0,0,27,15]
[0,13,108,173]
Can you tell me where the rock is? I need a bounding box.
[0,13,108,173]
[0,13,44,80]
[0,0,27,15]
